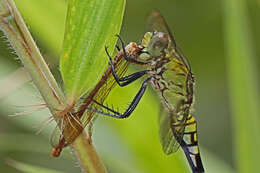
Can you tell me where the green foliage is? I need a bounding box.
[60,0,125,102]
[6,159,62,173]
[1,0,259,172]
[14,0,66,57]
[222,0,260,172]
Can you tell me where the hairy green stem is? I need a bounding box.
[0,0,107,172]
[0,0,66,112]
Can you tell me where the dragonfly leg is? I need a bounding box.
[105,46,148,87]
[115,44,120,51]
[86,77,151,119]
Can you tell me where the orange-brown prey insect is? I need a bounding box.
[50,41,143,157]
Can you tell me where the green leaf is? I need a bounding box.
[222,0,260,172]
[6,158,63,173]
[60,0,126,102]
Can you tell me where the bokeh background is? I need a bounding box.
[0,0,259,172]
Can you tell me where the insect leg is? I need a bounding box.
[86,77,151,119]
[113,70,148,87]
[105,46,148,86]
[115,44,120,51]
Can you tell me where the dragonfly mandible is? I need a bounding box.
[50,42,144,157]
[90,11,205,173]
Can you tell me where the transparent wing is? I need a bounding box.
[50,124,62,148]
[148,10,198,154]
[51,45,137,156]
[147,10,191,72]
[148,11,204,172]
[147,10,177,48]
[159,106,179,154]
[167,100,204,172]
[80,47,130,126]
[160,101,204,172]
[158,58,191,154]
[51,111,84,149]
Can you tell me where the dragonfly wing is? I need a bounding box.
[147,10,191,72]
[177,114,205,173]
[159,106,180,154]
[159,100,196,153]
[51,113,84,148]
[160,100,204,172]
[50,124,62,148]
[147,10,177,48]
[147,10,204,172]
[80,47,130,126]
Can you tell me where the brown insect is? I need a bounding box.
[50,41,143,157]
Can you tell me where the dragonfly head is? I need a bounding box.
[145,31,169,57]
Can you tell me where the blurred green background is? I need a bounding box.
[0,0,259,172]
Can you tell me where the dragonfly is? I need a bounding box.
[50,41,144,157]
[90,11,205,173]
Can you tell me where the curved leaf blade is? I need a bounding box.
[60,0,126,102]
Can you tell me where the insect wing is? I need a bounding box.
[159,106,179,154]
[51,111,83,148]
[50,124,62,148]
[147,10,191,72]
[147,10,177,48]
[147,11,204,172]
[79,49,130,125]
[51,45,135,156]
[157,59,191,154]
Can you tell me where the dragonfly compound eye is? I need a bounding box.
[147,32,169,57]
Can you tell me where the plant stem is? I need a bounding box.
[0,0,66,112]
[72,133,107,173]
[0,0,107,172]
